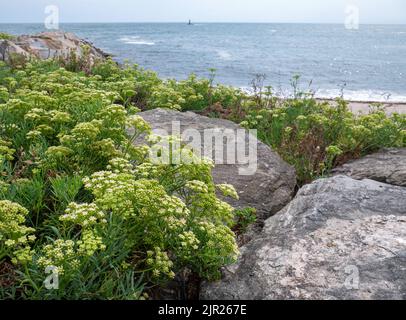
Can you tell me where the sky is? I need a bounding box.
[0,0,405,24]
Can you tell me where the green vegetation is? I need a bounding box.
[240,95,405,184]
[0,59,239,299]
[0,53,405,299]
[0,32,15,40]
[131,67,405,185]
[234,208,257,234]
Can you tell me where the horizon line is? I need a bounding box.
[0,21,405,25]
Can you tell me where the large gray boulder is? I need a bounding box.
[0,31,108,63]
[201,175,406,300]
[332,148,406,187]
[136,108,296,219]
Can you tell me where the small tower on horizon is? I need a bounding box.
[188,19,192,25]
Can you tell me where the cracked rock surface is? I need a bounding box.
[332,148,406,187]
[201,175,406,300]
[0,31,108,63]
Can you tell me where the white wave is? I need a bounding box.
[239,87,406,103]
[315,89,406,103]
[119,36,155,45]
[125,40,155,45]
[216,50,232,60]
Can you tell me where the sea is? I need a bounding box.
[1,23,406,102]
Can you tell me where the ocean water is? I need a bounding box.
[1,23,406,102]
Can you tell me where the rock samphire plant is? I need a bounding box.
[0,59,239,299]
[1,51,405,299]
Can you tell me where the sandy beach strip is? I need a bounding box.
[347,101,406,115]
[319,99,406,115]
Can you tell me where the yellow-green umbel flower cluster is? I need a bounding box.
[0,181,9,194]
[0,86,9,102]
[216,184,239,200]
[0,139,15,161]
[83,169,137,218]
[146,247,175,280]
[185,180,209,193]
[126,114,151,133]
[12,246,35,265]
[60,202,107,228]
[106,157,135,174]
[37,240,79,276]
[93,138,121,158]
[0,200,35,265]
[97,104,127,125]
[69,120,102,143]
[190,221,239,278]
[176,230,200,259]
[77,230,106,257]
[133,162,160,179]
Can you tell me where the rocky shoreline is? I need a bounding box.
[0,31,109,64]
[201,173,406,300]
[1,31,405,300]
[2,31,405,114]
[138,109,406,300]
